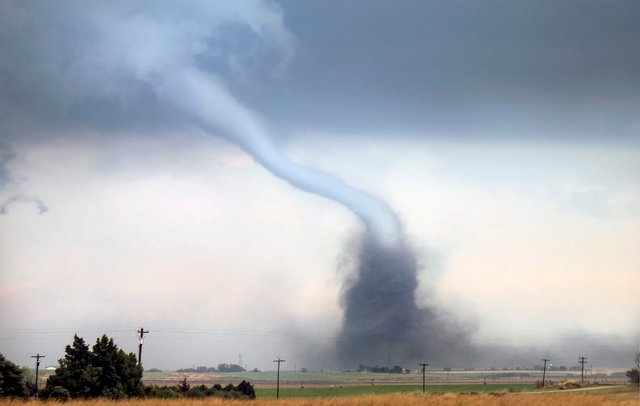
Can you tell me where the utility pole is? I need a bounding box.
[419,363,429,393]
[541,358,550,388]
[31,353,45,398]
[578,356,588,383]
[273,358,285,399]
[137,327,149,367]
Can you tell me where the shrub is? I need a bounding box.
[145,378,254,400]
[0,353,28,399]
[237,380,256,399]
[143,385,181,399]
[39,385,70,401]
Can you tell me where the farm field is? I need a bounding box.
[254,383,537,398]
[140,368,629,387]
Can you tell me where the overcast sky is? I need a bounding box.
[1,0,639,371]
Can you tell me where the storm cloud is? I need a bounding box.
[261,0,640,138]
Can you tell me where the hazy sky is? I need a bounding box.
[1,0,639,371]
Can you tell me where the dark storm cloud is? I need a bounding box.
[2,1,638,140]
[248,0,640,138]
[0,2,162,134]
[0,1,292,138]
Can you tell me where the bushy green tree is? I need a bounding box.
[90,335,143,398]
[0,353,28,398]
[41,334,143,399]
[43,335,96,398]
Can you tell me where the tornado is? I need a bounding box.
[0,0,470,365]
[154,67,471,366]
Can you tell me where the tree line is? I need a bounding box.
[146,377,254,399]
[176,363,245,373]
[357,364,405,374]
[0,334,254,400]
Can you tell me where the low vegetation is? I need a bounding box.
[145,378,254,399]
[0,392,637,405]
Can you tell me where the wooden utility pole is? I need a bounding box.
[541,358,550,388]
[273,358,285,399]
[31,353,45,398]
[578,356,588,383]
[419,363,429,393]
[137,327,149,367]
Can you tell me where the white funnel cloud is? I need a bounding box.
[156,67,402,246]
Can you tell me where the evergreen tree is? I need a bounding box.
[91,335,142,398]
[42,334,142,399]
[44,334,97,398]
[0,353,28,398]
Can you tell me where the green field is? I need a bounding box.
[255,383,537,398]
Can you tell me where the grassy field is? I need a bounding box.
[255,383,536,398]
[2,391,638,405]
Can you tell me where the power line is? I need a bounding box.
[137,327,149,367]
[31,353,45,398]
[273,357,285,399]
[578,356,588,383]
[541,358,550,388]
[419,363,429,393]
